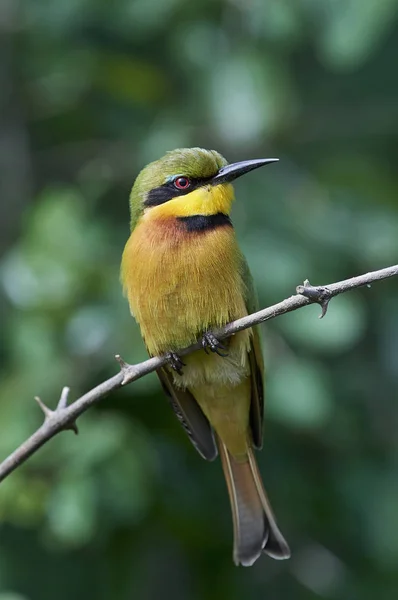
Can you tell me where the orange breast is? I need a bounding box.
[121,216,248,356]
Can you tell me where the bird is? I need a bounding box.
[121,147,290,566]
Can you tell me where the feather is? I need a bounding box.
[121,217,247,356]
[248,330,264,449]
[241,255,265,449]
[219,436,290,566]
[157,367,217,461]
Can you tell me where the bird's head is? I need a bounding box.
[129,147,278,229]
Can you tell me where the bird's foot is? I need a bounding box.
[201,332,228,357]
[165,351,186,376]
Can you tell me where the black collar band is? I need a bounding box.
[177,213,232,232]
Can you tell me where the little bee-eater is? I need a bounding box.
[121,148,290,566]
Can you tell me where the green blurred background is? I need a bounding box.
[1,0,398,598]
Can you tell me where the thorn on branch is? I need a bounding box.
[57,386,70,410]
[115,354,131,384]
[34,389,79,435]
[296,279,332,319]
[34,396,53,421]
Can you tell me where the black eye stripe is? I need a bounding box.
[144,175,213,207]
[144,185,176,207]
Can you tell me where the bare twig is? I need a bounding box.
[0,264,397,483]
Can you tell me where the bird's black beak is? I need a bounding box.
[210,158,279,186]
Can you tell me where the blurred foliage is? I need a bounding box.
[0,0,398,598]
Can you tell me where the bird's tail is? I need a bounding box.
[218,436,290,566]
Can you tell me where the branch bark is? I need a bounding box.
[0,264,397,483]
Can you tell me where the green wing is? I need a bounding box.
[241,256,265,450]
[157,367,218,461]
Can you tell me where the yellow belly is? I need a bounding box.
[121,216,251,378]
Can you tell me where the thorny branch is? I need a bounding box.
[0,264,397,484]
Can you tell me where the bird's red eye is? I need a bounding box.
[174,176,190,190]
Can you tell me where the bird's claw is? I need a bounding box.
[166,351,186,375]
[201,332,228,357]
